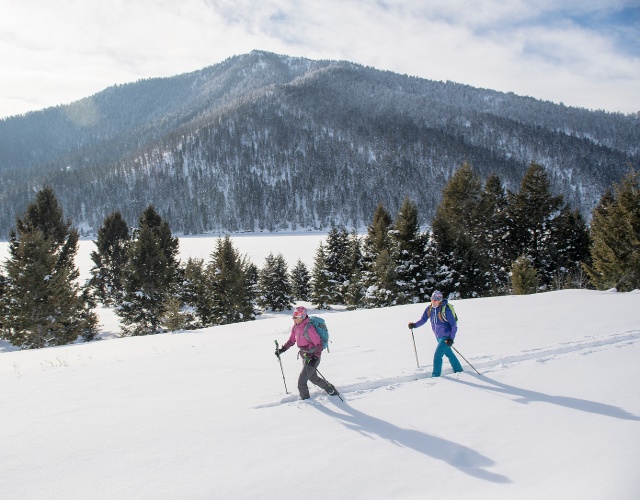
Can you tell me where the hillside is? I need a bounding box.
[1,289,639,499]
[0,51,638,236]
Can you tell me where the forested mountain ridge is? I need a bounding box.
[0,50,637,237]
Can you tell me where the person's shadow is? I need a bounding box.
[312,401,510,483]
[449,373,640,421]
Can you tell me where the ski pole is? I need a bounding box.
[314,365,344,402]
[274,340,290,394]
[452,346,481,375]
[410,328,420,368]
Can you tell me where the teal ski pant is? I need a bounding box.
[432,338,463,377]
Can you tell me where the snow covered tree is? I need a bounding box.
[429,163,491,298]
[258,253,292,312]
[361,203,396,307]
[585,170,640,291]
[477,174,510,295]
[311,243,332,309]
[344,231,366,310]
[116,206,180,336]
[0,186,97,348]
[390,197,428,304]
[88,211,130,305]
[290,259,311,301]
[323,225,353,304]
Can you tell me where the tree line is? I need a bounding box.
[1,161,638,349]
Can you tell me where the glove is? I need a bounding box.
[445,339,453,346]
[275,347,287,357]
[408,322,416,329]
[305,355,318,365]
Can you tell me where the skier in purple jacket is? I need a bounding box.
[275,306,339,400]
[408,290,463,377]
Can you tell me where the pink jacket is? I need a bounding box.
[282,317,323,357]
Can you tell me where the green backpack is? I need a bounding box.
[428,303,458,323]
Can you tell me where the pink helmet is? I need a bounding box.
[292,306,308,318]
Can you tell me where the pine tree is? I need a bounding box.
[88,211,130,305]
[361,204,396,307]
[585,171,640,291]
[0,187,97,348]
[344,231,366,310]
[161,296,194,332]
[258,253,292,312]
[116,206,180,336]
[311,242,332,309]
[365,247,398,307]
[290,259,311,301]
[391,197,428,304]
[244,262,260,319]
[323,225,353,304]
[511,255,539,295]
[180,257,207,328]
[549,207,591,289]
[0,272,6,331]
[505,162,564,289]
[477,174,510,295]
[429,163,491,298]
[202,236,255,325]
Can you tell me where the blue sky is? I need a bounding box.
[1,0,638,119]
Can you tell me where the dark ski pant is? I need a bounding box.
[433,338,463,377]
[298,357,332,399]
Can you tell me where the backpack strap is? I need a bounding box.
[429,304,449,323]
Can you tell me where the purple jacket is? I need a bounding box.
[282,317,323,357]
[413,300,458,340]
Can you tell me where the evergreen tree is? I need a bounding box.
[180,257,207,328]
[390,197,428,304]
[344,231,366,310]
[116,206,180,336]
[365,247,398,307]
[0,272,6,331]
[88,211,130,305]
[511,255,539,295]
[549,207,591,289]
[202,236,255,325]
[311,243,332,309]
[361,204,396,307]
[258,253,293,311]
[290,259,311,301]
[0,187,97,348]
[585,171,640,291]
[244,262,260,319]
[429,163,491,298]
[477,174,510,295]
[505,162,564,289]
[323,225,353,304]
[161,296,195,332]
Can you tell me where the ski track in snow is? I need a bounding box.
[254,330,640,408]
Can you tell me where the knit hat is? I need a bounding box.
[292,306,308,318]
[431,290,444,301]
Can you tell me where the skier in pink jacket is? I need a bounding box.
[275,306,339,400]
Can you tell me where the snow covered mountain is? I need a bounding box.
[0,50,637,236]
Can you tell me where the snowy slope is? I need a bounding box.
[1,287,639,499]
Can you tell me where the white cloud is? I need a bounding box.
[0,0,638,118]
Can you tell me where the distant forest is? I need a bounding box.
[0,51,637,238]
